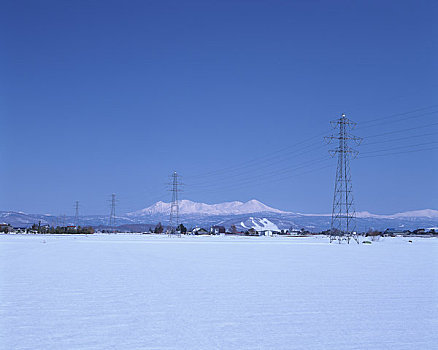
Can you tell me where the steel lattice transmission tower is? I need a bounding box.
[168,171,182,236]
[109,193,117,232]
[74,201,79,228]
[325,113,362,243]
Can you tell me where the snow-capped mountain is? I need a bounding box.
[1,200,437,232]
[127,199,287,216]
[356,209,438,219]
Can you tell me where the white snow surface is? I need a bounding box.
[128,199,287,216]
[1,234,437,350]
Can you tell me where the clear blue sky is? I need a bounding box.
[1,0,437,215]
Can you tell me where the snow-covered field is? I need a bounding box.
[1,234,437,350]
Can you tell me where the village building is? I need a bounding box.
[384,228,410,236]
[210,225,225,235]
[192,227,209,235]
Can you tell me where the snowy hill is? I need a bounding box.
[127,199,287,216]
[240,217,280,231]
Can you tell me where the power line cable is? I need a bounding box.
[185,140,437,195]
[187,130,329,180]
[358,145,438,159]
[188,121,437,188]
[361,141,438,155]
[360,104,438,125]
[187,107,437,182]
[188,143,326,187]
[362,122,438,139]
[185,157,331,193]
[357,110,438,131]
[360,131,437,147]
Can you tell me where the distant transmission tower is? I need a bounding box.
[109,193,116,233]
[325,113,362,243]
[169,171,182,236]
[74,201,79,228]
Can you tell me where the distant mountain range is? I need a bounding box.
[127,199,286,216]
[128,200,438,219]
[2,199,438,232]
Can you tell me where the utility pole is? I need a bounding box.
[109,193,116,233]
[169,171,182,236]
[74,201,79,228]
[325,113,362,243]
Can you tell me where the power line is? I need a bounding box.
[94,106,436,214]
[186,130,330,180]
[187,143,326,188]
[181,142,436,199]
[182,162,331,197]
[357,110,438,132]
[360,104,438,125]
[202,123,437,188]
[360,131,437,147]
[185,143,437,196]
[358,145,438,159]
[361,141,438,155]
[188,156,328,190]
[185,138,436,196]
[186,108,437,184]
[185,157,331,194]
[185,139,437,194]
[362,121,438,139]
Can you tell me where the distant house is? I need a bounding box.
[384,228,410,236]
[259,230,274,236]
[412,228,426,235]
[192,227,209,235]
[226,226,244,235]
[210,225,225,235]
[246,228,259,236]
[0,223,12,233]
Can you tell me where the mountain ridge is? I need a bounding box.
[2,200,437,232]
[3,200,438,219]
[126,199,438,219]
[127,199,288,216]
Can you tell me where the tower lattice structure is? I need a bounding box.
[109,193,116,232]
[74,200,79,228]
[325,113,361,243]
[169,171,182,236]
